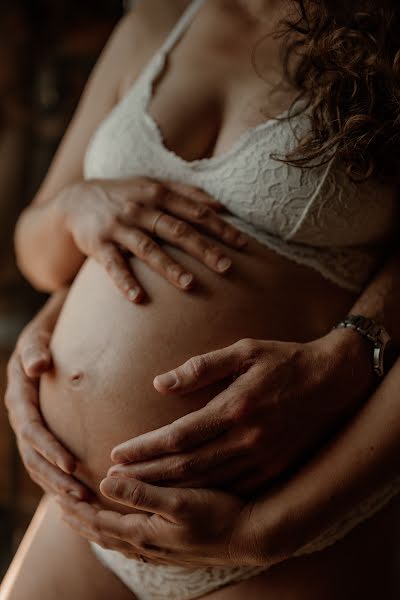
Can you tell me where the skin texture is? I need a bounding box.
[4,0,398,596]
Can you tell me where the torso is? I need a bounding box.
[39,0,399,596]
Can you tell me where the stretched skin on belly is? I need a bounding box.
[39,237,354,514]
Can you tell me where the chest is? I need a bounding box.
[123,13,294,163]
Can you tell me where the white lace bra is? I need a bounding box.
[84,0,399,292]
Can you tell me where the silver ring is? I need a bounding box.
[151,212,164,236]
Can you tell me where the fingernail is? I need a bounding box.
[179,273,194,288]
[217,257,232,272]
[57,461,73,475]
[107,466,122,476]
[128,288,141,302]
[154,372,178,390]
[68,490,82,499]
[100,478,115,497]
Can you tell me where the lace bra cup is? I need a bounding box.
[83,0,398,292]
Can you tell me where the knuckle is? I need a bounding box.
[104,214,119,233]
[165,431,185,453]
[127,482,145,507]
[170,493,190,517]
[252,426,265,446]
[145,182,164,201]
[107,478,123,498]
[237,338,259,358]
[53,479,68,495]
[221,224,235,239]
[123,201,141,220]
[185,355,208,380]
[103,254,118,274]
[137,236,157,258]
[166,263,182,279]
[174,458,192,478]
[171,220,189,239]
[19,423,33,443]
[231,393,253,421]
[193,205,211,220]
[24,454,37,473]
[244,426,264,448]
[129,525,148,548]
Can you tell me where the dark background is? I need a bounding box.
[0,0,127,578]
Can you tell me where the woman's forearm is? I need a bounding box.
[252,357,400,562]
[351,244,400,348]
[15,185,85,292]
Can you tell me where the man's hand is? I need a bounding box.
[5,291,89,500]
[108,330,375,495]
[58,477,272,568]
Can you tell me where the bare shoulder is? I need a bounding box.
[116,1,191,96]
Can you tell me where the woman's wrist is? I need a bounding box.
[52,183,86,272]
[316,326,377,392]
[53,182,81,232]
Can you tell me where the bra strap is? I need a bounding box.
[158,0,206,56]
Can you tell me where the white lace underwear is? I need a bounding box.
[91,476,400,599]
[90,549,266,600]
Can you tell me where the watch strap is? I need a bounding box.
[332,314,391,378]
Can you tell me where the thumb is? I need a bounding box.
[153,343,241,394]
[19,331,52,379]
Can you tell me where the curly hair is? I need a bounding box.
[279,0,400,181]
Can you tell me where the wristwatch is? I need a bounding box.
[332,314,392,378]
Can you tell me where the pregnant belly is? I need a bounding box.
[40,236,354,513]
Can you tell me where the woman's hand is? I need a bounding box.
[4,291,89,500]
[57,177,248,302]
[108,328,376,495]
[58,478,271,568]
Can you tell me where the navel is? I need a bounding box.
[69,370,85,388]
